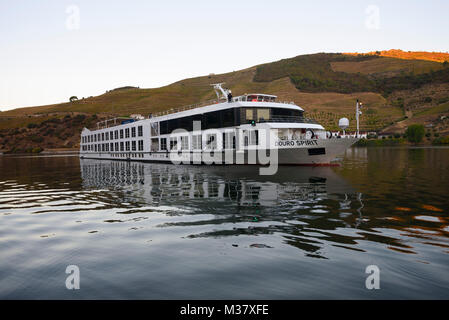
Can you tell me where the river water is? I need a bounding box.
[0,147,448,299]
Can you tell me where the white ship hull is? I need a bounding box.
[80,138,358,165]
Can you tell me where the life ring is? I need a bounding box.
[305,129,315,139]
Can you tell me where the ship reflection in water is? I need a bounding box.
[0,149,448,299]
[79,158,444,260]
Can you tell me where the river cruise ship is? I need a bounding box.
[79,84,358,165]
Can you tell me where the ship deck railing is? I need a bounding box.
[257,116,319,124]
[150,98,297,118]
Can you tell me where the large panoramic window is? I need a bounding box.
[257,109,270,121]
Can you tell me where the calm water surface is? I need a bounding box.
[0,147,448,299]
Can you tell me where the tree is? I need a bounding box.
[405,124,425,143]
[69,96,78,102]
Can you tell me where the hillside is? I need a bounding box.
[1,50,449,153]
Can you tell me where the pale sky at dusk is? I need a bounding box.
[1,0,448,110]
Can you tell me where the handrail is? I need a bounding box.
[151,99,221,118]
[258,116,318,124]
[150,99,297,119]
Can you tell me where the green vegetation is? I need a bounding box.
[405,124,425,143]
[355,138,405,147]
[254,53,449,97]
[432,136,449,145]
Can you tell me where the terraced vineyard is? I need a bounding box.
[1,50,448,152]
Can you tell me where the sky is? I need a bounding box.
[0,0,448,111]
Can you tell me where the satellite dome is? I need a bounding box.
[338,118,349,130]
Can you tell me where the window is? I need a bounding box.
[125,128,130,138]
[192,135,202,150]
[222,108,235,127]
[97,133,100,141]
[105,143,109,151]
[245,109,253,120]
[138,126,143,137]
[257,109,270,121]
[125,141,130,151]
[131,141,136,151]
[151,138,159,151]
[206,134,217,149]
[181,136,189,150]
[102,133,105,141]
[138,140,144,151]
[110,143,114,151]
[151,122,159,136]
[120,142,124,151]
[131,127,136,138]
[250,130,259,146]
[308,148,326,156]
[120,129,124,139]
[115,130,118,139]
[160,138,167,151]
[170,137,177,151]
[224,132,236,149]
[115,142,119,151]
[106,132,109,141]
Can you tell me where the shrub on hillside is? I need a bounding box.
[405,124,425,143]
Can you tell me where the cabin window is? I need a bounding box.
[181,136,189,150]
[243,131,249,147]
[206,134,217,149]
[110,131,114,140]
[101,133,104,141]
[138,126,143,137]
[106,132,109,141]
[120,142,124,151]
[110,143,114,151]
[192,135,202,150]
[114,130,118,139]
[251,130,259,146]
[160,138,167,151]
[170,137,177,151]
[131,127,136,138]
[125,128,130,138]
[125,141,130,151]
[131,141,136,151]
[224,132,235,149]
[115,142,119,151]
[120,129,124,139]
[138,140,144,151]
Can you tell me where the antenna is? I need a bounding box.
[356,99,363,138]
[211,83,230,101]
